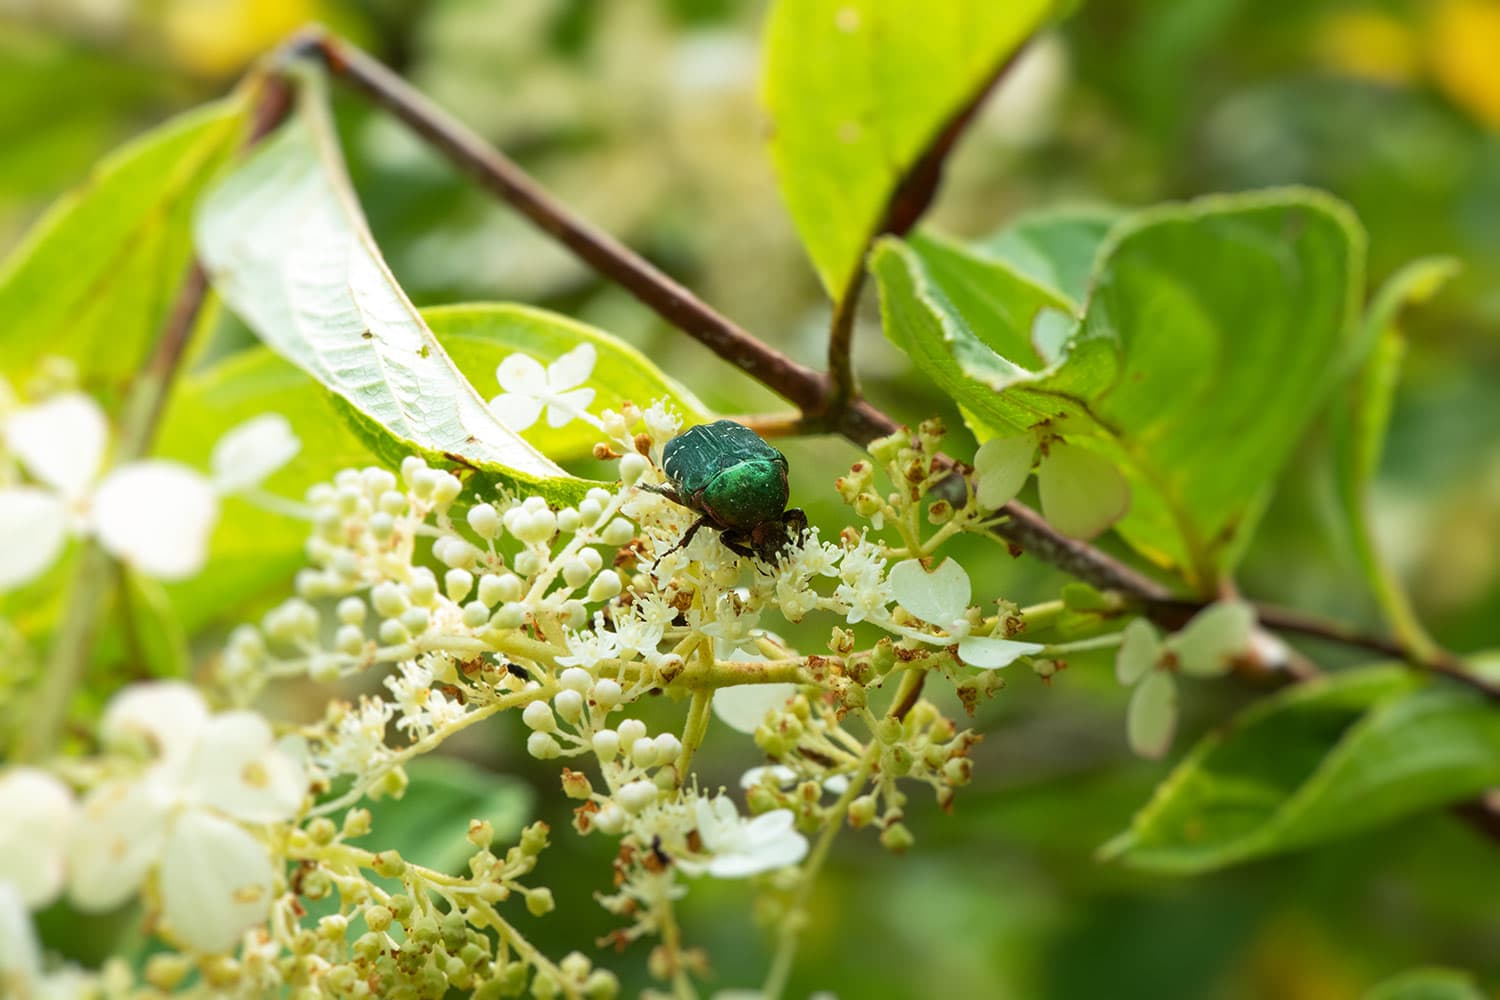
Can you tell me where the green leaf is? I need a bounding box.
[0,95,248,383]
[359,757,533,875]
[194,69,599,503]
[763,0,1054,298]
[1331,258,1459,660]
[119,571,191,680]
[1101,665,1500,874]
[1366,968,1486,1000]
[427,303,714,463]
[973,205,1122,308]
[876,189,1365,587]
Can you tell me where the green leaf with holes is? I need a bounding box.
[1100,664,1500,874]
[194,67,600,503]
[763,0,1054,299]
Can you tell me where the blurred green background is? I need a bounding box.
[5,1,1500,997]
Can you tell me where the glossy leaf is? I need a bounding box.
[973,205,1122,308]
[1331,258,1458,658]
[1102,666,1500,874]
[194,70,597,502]
[876,189,1364,587]
[428,303,713,463]
[0,96,247,382]
[763,0,1053,298]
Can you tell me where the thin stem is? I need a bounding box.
[826,269,865,412]
[676,689,712,777]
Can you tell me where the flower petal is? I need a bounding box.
[711,682,797,735]
[544,387,596,428]
[546,343,597,390]
[739,765,798,790]
[1126,670,1177,760]
[159,810,275,953]
[3,392,107,497]
[1115,620,1163,686]
[956,635,1044,670]
[973,434,1037,510]
[888,558,971,628]
[93,461,218,579]
[494,353,547,394]
[68,779,170,912]
[184,712,306,823]
[0,768,79,908]
[487,392,545,432]
[1036,441,1129,540]
[1170,601,1255,678]
[210,414,300,494]
[0,882,43,984]
[101,681,209,761]
[0,488,68,590]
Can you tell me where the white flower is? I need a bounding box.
[0,882,96,1000]
[0,397,298,590]
[318,698,394,778]
[66,682,306,953]
[557,627,623,668]
[973,433,1129,540]
[0,769,79,908]
[886,558,1044,669]
[210,414,301,494]
[679,796,807,879]
[1115,602,1255,759]
[488,344,597,431]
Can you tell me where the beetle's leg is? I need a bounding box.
[718,529,758,561]
[653,516,711,569]
[639,483,687,506]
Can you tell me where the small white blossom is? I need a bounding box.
[886,558,1043,669]
[1115,602,1255,759]
[679,796,807,879]
[66,682,306,953]
[557,627,622,668]
[318,698,395,778]
[488,344,597,431]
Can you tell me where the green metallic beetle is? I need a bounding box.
[646,419,808,565]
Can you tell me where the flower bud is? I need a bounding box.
[408,568,438,606]
[630,738,659,768]
[467,503,501,539]
[617,779,657,813]
[461,601,491,628]
[879,822,915,853]
[378,619,410,645]
[432,472,463,506]
[587,570,622,603]
[526,887,555,917]
[559,667,592,692]
[652,733,682,762]
[336,597,367,625]
[601,518,635,546]
[527,732,562,759]
[619,453,649,486]
[561,769,593,799]
[399,606,430,635]
[617,718,647,745]
[368,511,396,541]
[562,557,592,589]
[554,689,585,724]
[556,508,581,534]
[522,701,556,732]
[335,625,366,657]
[592,678,623,711]
[578,497,604,525]
[848,795,878,829]
[492,602,527,629]
[513,550,542,576]
[445,569,474,602]
[591,729,620,761]
[377,489,407,515]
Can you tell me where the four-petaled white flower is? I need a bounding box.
[0,768,79,909]
[1115,601,1255,759]
[488,344,597,431]
[678,795,808,879]
[0,394,298,590]
[66,682,307,953]
[886,558,1044,669]
[973,431,1129,540]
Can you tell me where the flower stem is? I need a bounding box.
[676,689,712,777]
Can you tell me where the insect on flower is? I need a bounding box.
[646,419,808,566]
